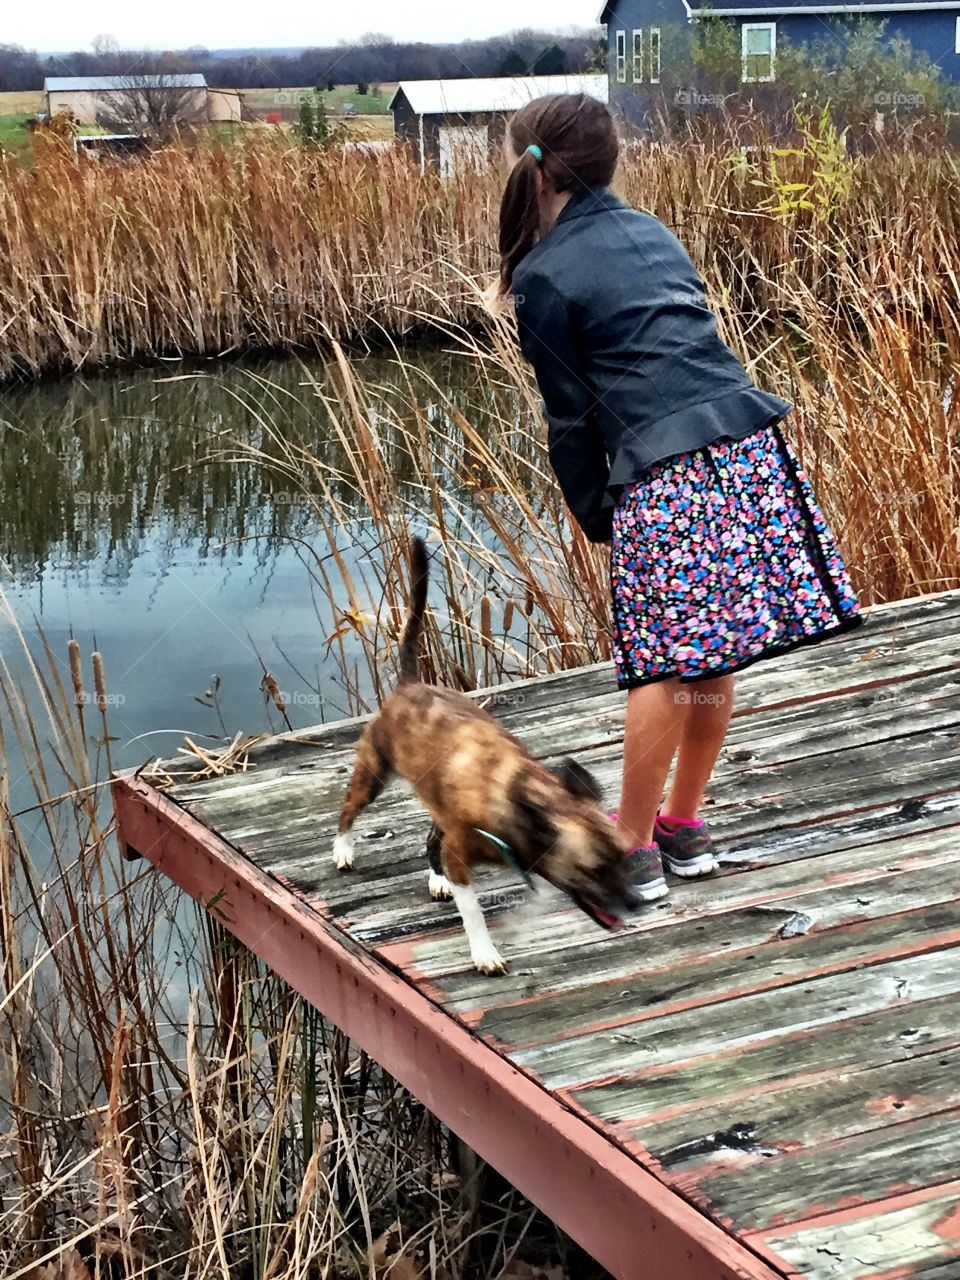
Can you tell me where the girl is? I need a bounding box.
[498,93,863,904]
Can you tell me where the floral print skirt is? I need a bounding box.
[610,422,863,690]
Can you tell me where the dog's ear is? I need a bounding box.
[513,796,558,856]
[555,758,603,803]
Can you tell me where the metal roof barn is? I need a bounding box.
[389,74,609,176]
[44,74,208,92]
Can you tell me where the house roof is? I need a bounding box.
[388,74,608,117]
[600,0,958,17]
[44,74,207,93]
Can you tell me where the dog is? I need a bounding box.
[332,537,632,974]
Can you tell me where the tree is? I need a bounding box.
[296,87,339,147]
[532,44,567,75]
[99,55,206,137]
[498,50,528,76]
[0,44,44,93]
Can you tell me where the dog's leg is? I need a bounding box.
[426,823,453,900]
[333,731,390,871]
[443,833,506,975]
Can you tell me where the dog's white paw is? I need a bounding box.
[428,871,454,901]
[332,832,354,871]
[470,938,507,975]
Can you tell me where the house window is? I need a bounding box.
[956,14,960,52]
[649,28,661,83]
[616,30,626,82]
[742,22,776,82]
[632,29,644,82]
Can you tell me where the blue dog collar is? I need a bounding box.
[473,827,536,890]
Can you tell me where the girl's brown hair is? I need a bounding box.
[498,93,619,292]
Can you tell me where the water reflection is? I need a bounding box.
[0,349,496,785]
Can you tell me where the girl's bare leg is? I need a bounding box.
[617,677,690,849]
[663,674,735,820]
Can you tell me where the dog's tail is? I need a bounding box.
[398,536,429,683]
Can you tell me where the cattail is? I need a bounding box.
[503,601,515,632]
[261,671,293,731]
[524,586,535,617]
[479,596,492,650]
[68,639,85,708]
[92,652,108,712]
[452,663,475,692]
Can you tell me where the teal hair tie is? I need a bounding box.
[525,143,543,162]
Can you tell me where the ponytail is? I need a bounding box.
[496,93,619,295]
[498,149,542,293]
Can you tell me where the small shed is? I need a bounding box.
[389,74,610,175]
[43,75,242,127]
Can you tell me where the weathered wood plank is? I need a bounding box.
[630,1047,960,1173]
[459,901,960,1054]
[694,1109,960,1232]
[514,945,960,1091]
[185,700,960,878]
[570,991,960,1126]
[759,1183,960,1278]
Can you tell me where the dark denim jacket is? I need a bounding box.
[513,185,791,542]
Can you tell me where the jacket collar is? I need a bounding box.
[555,184,626,224]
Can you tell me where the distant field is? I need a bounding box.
[0,90,42,116]
[242,84,397,115]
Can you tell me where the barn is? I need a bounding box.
[43,75,242,127]
[389,74,609,175]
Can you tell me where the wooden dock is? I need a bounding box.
[114,588,960,1280]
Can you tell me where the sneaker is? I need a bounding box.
[623,843,669,906]
[654,815,719,878]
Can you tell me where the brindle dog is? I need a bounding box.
[332,537,632,973]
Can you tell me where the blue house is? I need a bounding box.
[600,0,960,118]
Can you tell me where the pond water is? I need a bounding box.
[0,349,491,822]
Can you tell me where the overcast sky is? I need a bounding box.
[12,1,598,55]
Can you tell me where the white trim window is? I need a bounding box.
[742,21,777,82]
[632,28,644,81]
[956,13,960,51]
[616,30,627,82]
[649,27,662,82]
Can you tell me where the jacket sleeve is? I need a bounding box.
[514,273,613,544]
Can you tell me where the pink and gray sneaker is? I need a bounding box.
[609,812,669,905]
[623,843,670,906]
[654,813,719,878]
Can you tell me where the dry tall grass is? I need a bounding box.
[0,128,959,379]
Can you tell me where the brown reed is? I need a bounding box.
[1,129,959,381]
